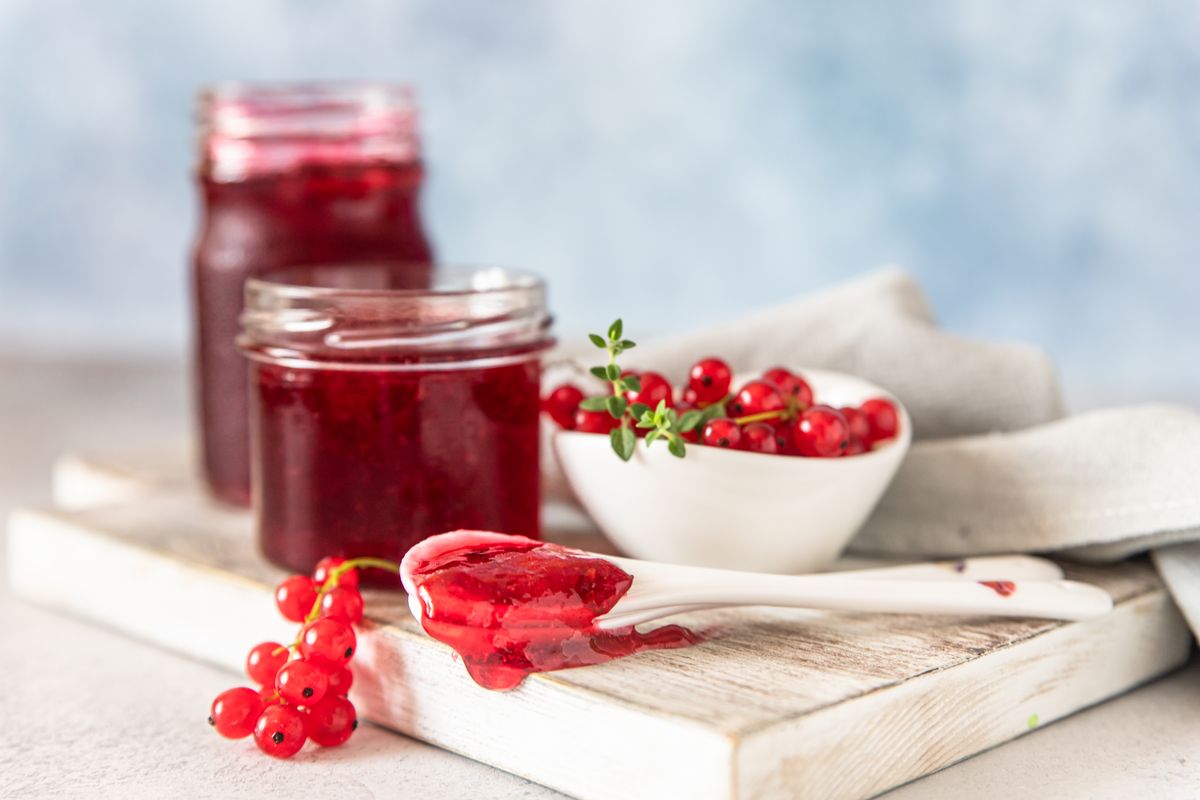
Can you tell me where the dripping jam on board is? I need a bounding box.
[400,531,701,690]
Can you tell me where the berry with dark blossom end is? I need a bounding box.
[313,557,359,590]
[843,438,867,456]
[254,704,308,759]
[688,358,732,404]
[543,385,584,430]
[574,408,619,434]
[701,418,742,449]
[299,618,357,670]
[246,642,288,686]
[793,405,850,457]
[306,696,358,747]
[624,370,673,409]
[729,380,786,418]
[274,575,317,623]
[319,587,364,625]
[209,687,264,739]
[860,397,900,445]
[740,422,779,454]
[276,660,329,706]
[763,367,813,409]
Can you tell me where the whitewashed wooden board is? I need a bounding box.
[5,466,1193,800]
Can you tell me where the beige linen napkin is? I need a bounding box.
[545,268,1200,635]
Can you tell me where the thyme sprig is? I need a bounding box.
[579,320,728,461]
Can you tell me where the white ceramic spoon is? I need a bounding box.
[593,558,1110,629]
[400,533,1107,630]
[591,554,1068,625]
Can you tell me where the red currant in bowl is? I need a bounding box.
[552,368,910,573]
[687,357,732,404]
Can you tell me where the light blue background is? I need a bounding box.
[2,1,1197,406]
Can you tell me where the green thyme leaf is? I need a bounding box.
[678,410,703,432]
[589,366,609,380]
[623,375,642,393]
[611,426,636,461]
[630,402,650,420]
[606,395,628,419]
[667,436,687,458]
[698,402,727,425]
[588,333,607,348]
[604,363,621,381]
[619,339,636,350]
[645,429,662,445]
[579,396,609,412]
[608,319,623,341]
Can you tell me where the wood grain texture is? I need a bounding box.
[6,489,1192,800]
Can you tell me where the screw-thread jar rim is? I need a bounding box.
[239,264,554,372]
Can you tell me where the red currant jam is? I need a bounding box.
[193,84,432,506]
[403,531,700,690]
[241,267,551,586]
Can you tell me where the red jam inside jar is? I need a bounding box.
[240,267,551,587]
[193,83,433,506]
[402,531,701,690]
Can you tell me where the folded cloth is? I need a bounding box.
[544,268,1200,636]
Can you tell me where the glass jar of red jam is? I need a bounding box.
[239,264,552,583]
[192,82,433,506]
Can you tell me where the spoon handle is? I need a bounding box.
[833,555,1063,582]
[596,575,1112,629]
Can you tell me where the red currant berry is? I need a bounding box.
[209,687,264,740]
[319,587,365,625]
[276,660,329,706]
[625,370,673,409]
[839,406,870,444]
[701,418,742,449]
[246,642,288,687]
[306,696,358,747]
[326,667,354,697]
[299,618,357,670]
[793,405,850,457]
[860,397,900,445]
[253,703,308,759]
[729,380,786,419]
[688,357,732,404]
[313,556,359,590]
[274,575,317,623]
[739,422,779,454]
[762,367,813,409]
[574,407,619,434]
[843,438,868,456]
[543,384,584,430]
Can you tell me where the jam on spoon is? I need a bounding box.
[401,531,700,690]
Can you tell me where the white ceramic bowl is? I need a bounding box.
[553,368,911,574]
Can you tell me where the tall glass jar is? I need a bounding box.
[239,264,552,583]
[192,82,433,506]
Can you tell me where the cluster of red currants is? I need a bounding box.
[545,357,899,458]
[208,556,391,759]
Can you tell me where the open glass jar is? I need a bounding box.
[193,82,433,507]
[240,265,552,583]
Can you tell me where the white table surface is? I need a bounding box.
[2,356,1197,799]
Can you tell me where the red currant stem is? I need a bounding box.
[303,557,402,623]
[270,644,294,658]
[733,409,787,426]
